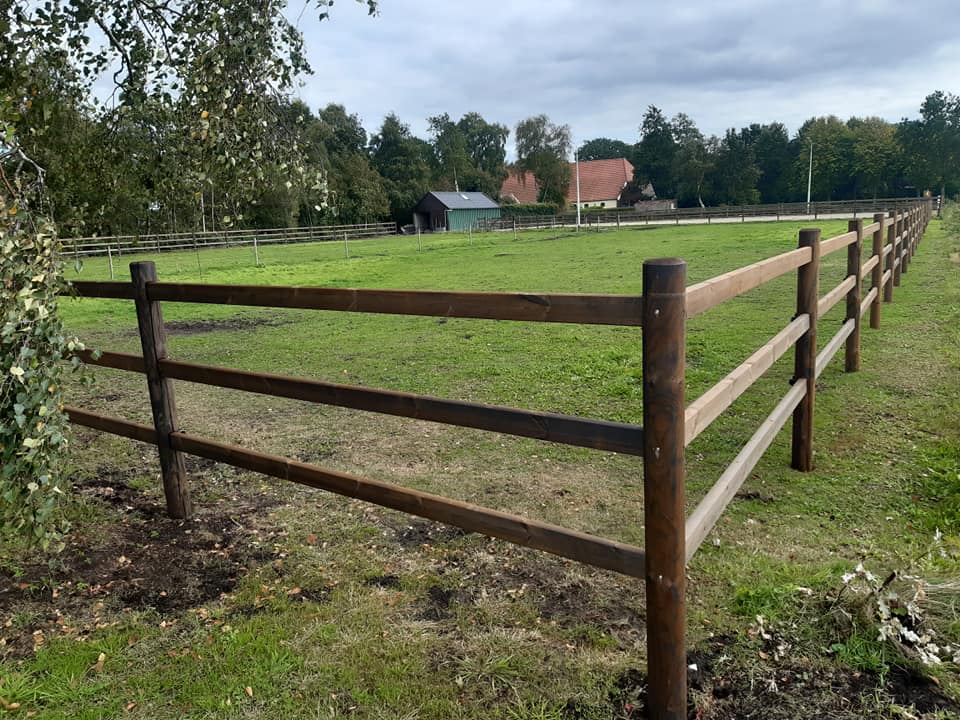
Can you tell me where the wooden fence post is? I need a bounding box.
[791,229,819,471]
[884,212,895,303]
[845,219,863,372]
[642,258,687,720]
[130,261,192,519]
[893,211,903,287]
[870,213,884,329]
[903,207,912,274]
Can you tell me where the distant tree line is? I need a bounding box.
[15,85,960,236]
[583,93,960,209]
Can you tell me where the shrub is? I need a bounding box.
[1,201,85,549]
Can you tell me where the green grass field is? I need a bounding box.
[2,219,958,718]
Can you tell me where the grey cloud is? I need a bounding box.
[294,0,960,145]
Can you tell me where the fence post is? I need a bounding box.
[791,229,820,471]
[845,219,863,372]
[903,207,912,274]
[893,211,903,287]
[869,213,884,329]
[107,246,115,280]
[884,212,895,303]
[130,261,192,519]
[642,258,687,720]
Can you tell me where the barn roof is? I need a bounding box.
[424,191,500,210]
[499,170,539,204]
[566,158,634,203]
[499,158,635,205]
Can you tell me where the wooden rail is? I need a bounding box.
[71,282,645,326]
[63,198,934,720]
[482,197,934,232]
[64,221,398,258]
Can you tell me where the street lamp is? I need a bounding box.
[575,147,582,230]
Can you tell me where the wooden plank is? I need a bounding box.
[815,319,855,379]
[685,246,811,318]
[76,348,145,373]
[861,222,880,235]
[817,275,856,317]
[157,358,644,456]
[145,283,644,326]
[684,315,808,446]
[861,286,878,317]
[70,281,136,300]
[860,254,879,279]
[131,262,192,519]
[168,431,648,578]
[685,382,806,561]
[65,406,158,444]
[641,258,687,720]
[819,230,858,257]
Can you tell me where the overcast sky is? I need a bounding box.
[291,0,960,153]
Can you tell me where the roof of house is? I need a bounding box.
[498,171,539,205]
[421,191,500,210]
[566,158,634,203]
[499,158,635,205]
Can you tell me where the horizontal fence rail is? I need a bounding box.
[484,197,937,232]
[63,199,933,720]
[70,282,645,326]
[63,221,398,258]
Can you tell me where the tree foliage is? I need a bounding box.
[514,115,571,206]
[0,0,376,543]
[899,91,960,201]
[371,114,433,224]
[634,106,676,197]
[576,137,633,162]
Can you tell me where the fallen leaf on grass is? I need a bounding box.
[245,686,253,698]
[90,652,106,673]
[0,697,21,711]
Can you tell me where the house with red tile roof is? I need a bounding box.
[499,169,540,205]
[499,158,636,209]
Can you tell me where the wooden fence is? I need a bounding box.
[63,221,398,258]
[63,199,933,719]
[486,196,936,232]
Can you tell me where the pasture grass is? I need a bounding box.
[1,218,957,718]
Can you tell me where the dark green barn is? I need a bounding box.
[413,192,501,232]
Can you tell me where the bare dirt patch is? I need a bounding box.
[0,470,277,660]
[164,317,290,335]
[682,634,960,720]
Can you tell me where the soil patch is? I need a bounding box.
[0,472,277,660]
[118,316,290,338]
[387,518,472,548]
[684,634,960,719]
[164,317,290,335]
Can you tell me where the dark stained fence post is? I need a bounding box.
[791,229,820,471]
[901,205,917,274]
[893,211,903,287]
[845,219,863,372]
[870,213,884,329]
[130,261,193,519]
[642,258,687,720]
[884,212,895,303]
